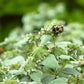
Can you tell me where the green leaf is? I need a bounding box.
[42,54,59,69]
[59,68,81,77]
[59,55,72,60]
[56,42,70,49]
[30,71,43,84]
[78,79,84,84]
[0,42,6,46]
[3,56,25,65]
[41,74,55,84]
[14,39,28,48]
[41,35,51,45]
[8,69,26,76]
[72,39,83,45]
[65,64,74,68]
[49,78,67,84]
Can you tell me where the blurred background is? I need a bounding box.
[0,0,84,42]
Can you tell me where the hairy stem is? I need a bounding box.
[53,37,56,48]
[48,68,54,75]
[36,68,51,75]
[55,68,57,75]
[80,72,84,80]
[56,60,69,76]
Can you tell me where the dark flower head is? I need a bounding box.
[52,25,64,35]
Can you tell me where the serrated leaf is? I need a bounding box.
[56,42,70,49]
[59,68,81,77]
[14,39,28,48]
[49,78,67,84]
[3,56,25,65]
[42,54,59,69]
[30,71,43,84]
[8,69,26,76]
[41,74,55,84]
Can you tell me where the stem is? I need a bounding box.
[55,68,57,75]
[53,37,56,56]
[48,68,54,75]
[36,68,51,75]
[56,60,69,76]
[53,37,56,47]
[29,76,32,82]
[80,72,84,80]
[36,41,38,47]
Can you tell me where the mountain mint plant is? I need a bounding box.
[0,4,84,83]
[0,20,84,84]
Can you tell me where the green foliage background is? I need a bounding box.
[0,0,84,42]
[0,0,84,83]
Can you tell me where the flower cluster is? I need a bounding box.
[41,24,64,36]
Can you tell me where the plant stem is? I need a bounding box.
[48,68,54,75]
[53,37,56,47]
[29,76,32,82]
[56,60,69,76]
[36,68,51,75]
[55,68,57,74]
[80,72,84,80]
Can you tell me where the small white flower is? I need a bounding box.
[29,40,31,43]
[29,33,32,35]
[31,69,37,71]
[3,79,5,81]
[0,59,2,62]
[77,67,81,71]
[75,51,77,55]
[22,64,25,67]
[26,34,29,37]
[35,64,38,67]
[22,34,25,38]
[27,37,29,40]
[65,48,69,54]
[5,77,7,80]
[28,57,33,60]
[27,70,30,75]
[5,38,8,42]
[46,28,49,31]
[33,41,36,44]
[36,60,41,63]
[51,22,54,25]
[68,75,71,78]
[38,32,41,34]
[12,75,15,78]
[17,79,19,83]
[36,37,39,39]
[79,56,83,61]
[41,28,44,31]
[48,50,51,52]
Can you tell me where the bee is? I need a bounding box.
[52,25,64,35]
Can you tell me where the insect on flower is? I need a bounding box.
[52,25,64,35]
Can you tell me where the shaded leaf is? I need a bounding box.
[42,54,59,69]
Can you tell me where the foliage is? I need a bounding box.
[1,0,84,41]
[0,18,84,84]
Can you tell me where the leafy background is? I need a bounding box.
[0,0,84,42]
[0,0,84,84]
